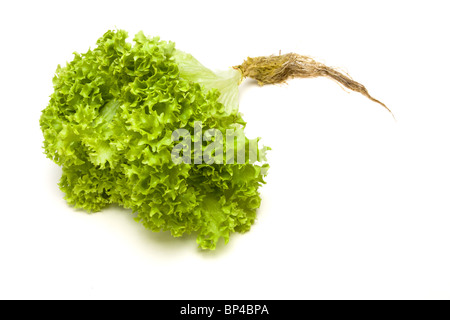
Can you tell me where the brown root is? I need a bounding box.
[234,53,393,118]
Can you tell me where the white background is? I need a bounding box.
[1,0,450,300]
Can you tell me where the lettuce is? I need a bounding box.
[40,30,269,250]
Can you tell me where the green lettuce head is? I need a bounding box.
[40,30,269,250]
[41,29,389,250]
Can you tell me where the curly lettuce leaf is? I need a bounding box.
[172,49,241,114]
